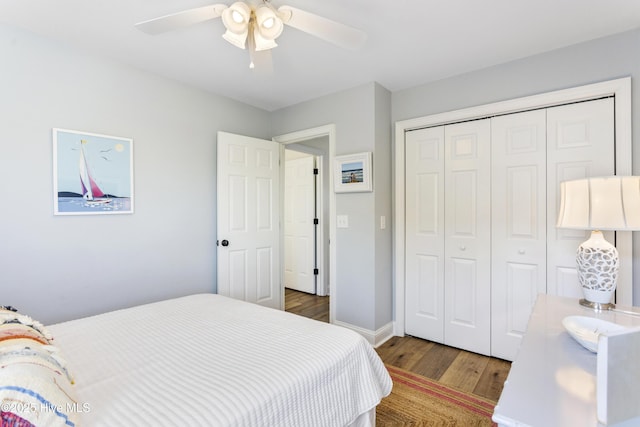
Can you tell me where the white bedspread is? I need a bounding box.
[48,294,392,426]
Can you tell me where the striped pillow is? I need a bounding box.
[0,308,77,427]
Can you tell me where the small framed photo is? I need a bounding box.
[53,128,134,215]
[334,152,372,193]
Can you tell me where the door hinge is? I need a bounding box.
[313,218,319,225]
[314,268,319,275]
[313,168,319,175]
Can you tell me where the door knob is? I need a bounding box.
[221,239,229,247]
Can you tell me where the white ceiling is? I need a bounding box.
[2,0,640,111]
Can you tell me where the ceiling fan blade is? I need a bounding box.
[278,5,366,50]
[135,4,228,35]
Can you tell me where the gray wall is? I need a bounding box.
[373,85,393,329]
[393,30,638,123]
[392,28,640,305]
[3,21,640,330]
[0,24,271,324]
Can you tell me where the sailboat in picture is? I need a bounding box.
[78,139,111,206]
[53,128,134,215]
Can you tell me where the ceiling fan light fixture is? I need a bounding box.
[253,29,278,51]
[222,29,248,49]
[135,1,368,69]
[231,9,245,24]
[263,17,275,29]
[255,5,283,41]
[221,2,251,33]
[276,6,293,23]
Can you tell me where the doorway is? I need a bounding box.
[274,125,336,322]
[284,147,323,295]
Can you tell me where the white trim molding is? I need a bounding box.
[333,319,395,348]
[394,77,633,337]
[273,124,337,322]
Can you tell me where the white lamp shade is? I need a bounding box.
[556,176,640,231]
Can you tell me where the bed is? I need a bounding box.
[1,293,392,426]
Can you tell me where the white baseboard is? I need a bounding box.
[333,320,395,348]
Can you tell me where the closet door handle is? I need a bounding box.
[460,246,466,251]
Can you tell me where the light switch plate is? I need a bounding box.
[337,215,349,228]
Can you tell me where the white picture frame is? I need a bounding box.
[334,152,372,193]
[53,128,134,215]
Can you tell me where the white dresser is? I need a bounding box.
[493,294,640,426]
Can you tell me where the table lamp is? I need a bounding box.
[556,176,640,310]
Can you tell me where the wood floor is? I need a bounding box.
[285,288,511,402]
[284,287,330,322]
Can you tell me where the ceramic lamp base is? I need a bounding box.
[576,230,618,309]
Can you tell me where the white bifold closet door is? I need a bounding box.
[406,97,615,360]
[491,99,614,360]
[490,110,548,360]
[443,120,492,355]
[405,119,491,356]
[545,99,615,298]
[405,126,446,343]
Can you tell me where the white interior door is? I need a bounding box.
[217,131,281,309]
[491,109,547,361]
[443,119,491,356]
[405,126,445,342]
[284,153,316,294]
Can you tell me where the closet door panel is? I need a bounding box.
[546,98,615,298]
[444,120,491,356]
[450,258,477,324]
[451,171,478,237]
[405,127,445,342]
[491,110,546,361]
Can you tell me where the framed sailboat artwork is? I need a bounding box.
[53,128,134,215]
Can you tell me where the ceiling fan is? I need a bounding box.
[135,1,367,69]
